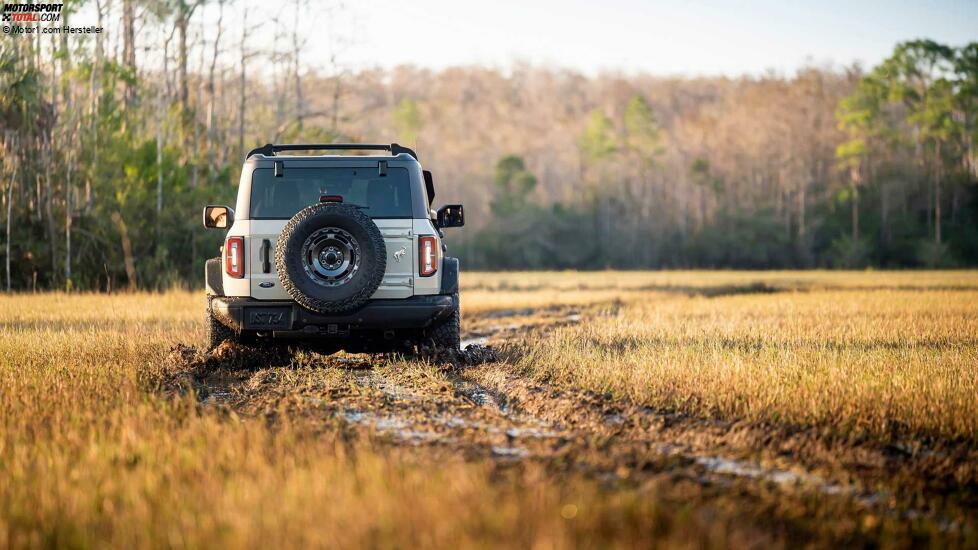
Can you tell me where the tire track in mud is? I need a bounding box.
[159,303,975,540]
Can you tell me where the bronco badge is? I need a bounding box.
[393,247,406,262]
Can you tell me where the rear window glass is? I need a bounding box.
[249,167,413,219]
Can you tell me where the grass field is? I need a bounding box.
[1,271,977,548]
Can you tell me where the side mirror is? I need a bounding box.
[436,204,464,228]
[203,205,234,229]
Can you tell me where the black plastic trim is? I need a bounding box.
[212,294,455,332]
[205,258,224,296]
[441,257,459,295]
[260,240,271,273]
[246,143,419,160]
[423,170,435,205]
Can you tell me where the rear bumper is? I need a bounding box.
[211,294,457,334]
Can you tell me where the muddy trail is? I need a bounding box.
[159,304,977,544]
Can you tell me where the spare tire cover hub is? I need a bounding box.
[274,203,387,314]
[302,227,360,286]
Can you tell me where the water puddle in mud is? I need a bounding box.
[175,340,871,504]
[155,305,969,538]
[327,370,574,455]
[484,308,536,319]
[505,426,564,439]
[202,389,235,404]
[164,339,948,534]
[340,409,444,444]
[461,308,584,350]
[692,455,846,494]
[461,385,497,407]
[357,371,422,401]
[456,378,508,411]
[460,336,489,348]
[330,373,875,505]
[167,333,865,502]
[491,446,530,458]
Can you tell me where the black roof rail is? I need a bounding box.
[246,143,418,160]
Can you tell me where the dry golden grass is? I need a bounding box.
[461,269,978,292]
[2,271,976,547]
[0,290,756,549]
[494,272,978,444]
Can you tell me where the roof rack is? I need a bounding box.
[246,143,418,160]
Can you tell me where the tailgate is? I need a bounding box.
[248,219,416,300]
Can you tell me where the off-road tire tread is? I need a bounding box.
[427,295,461,350]
[275,203,386,314]
[206,295,235,351]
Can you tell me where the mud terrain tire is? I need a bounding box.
[275,202,386,314]
[206,296,236,351]
[427,294,461,351]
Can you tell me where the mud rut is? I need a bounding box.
[162,305,975,540]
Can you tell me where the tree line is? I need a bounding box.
[1,3,976,291]
[454,41,977,270]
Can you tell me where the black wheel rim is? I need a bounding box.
[300,227,361,287]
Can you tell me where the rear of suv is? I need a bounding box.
[202,143,465,354]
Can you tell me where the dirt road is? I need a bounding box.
[161,304,976,545]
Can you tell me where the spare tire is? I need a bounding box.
[275,202,386,314]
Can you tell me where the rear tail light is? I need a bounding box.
[226,236,244,278]
[419,236,438,277]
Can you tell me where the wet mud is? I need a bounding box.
[157,304,977,543]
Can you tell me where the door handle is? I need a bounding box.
[260,239,271,273]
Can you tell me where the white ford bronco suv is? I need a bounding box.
[202,143,465,354]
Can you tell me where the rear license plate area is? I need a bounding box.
[244,307,292,330]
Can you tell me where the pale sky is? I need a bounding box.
[314,0,978,76]
[68,0,977,77]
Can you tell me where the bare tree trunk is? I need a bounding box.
[881,183,890,246]
[49,22,58,113]
[951,185,959,225]
[207,0,224,179]
[926,177,933,236]
[5,161,16,292]
[218,66,227,167]
[934,141,942,245]
[88,0,106,214]
[850,164,860,242]
[238,10,249,159]
[164,25,173,102]
[122,0,136,109]
[111,212,137,291]
[323,2,349,133]
[177,4,190,117]
[331,72,341,131]
[64,148,72,287]
[44,154,58,283]
[176,0,200,151]
[156,84,164,246]
[192,17,206,188]
[60,8,71,111]
[291,0,305,130]
[271,15,290,133]
[797,184,806,240]
[156,26,175,251]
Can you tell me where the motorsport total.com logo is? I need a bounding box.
[2,3,62,22]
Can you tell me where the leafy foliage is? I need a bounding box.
[2,31,978,289]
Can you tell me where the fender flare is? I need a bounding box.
[205,257,224,296]
[441,257,459,295]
